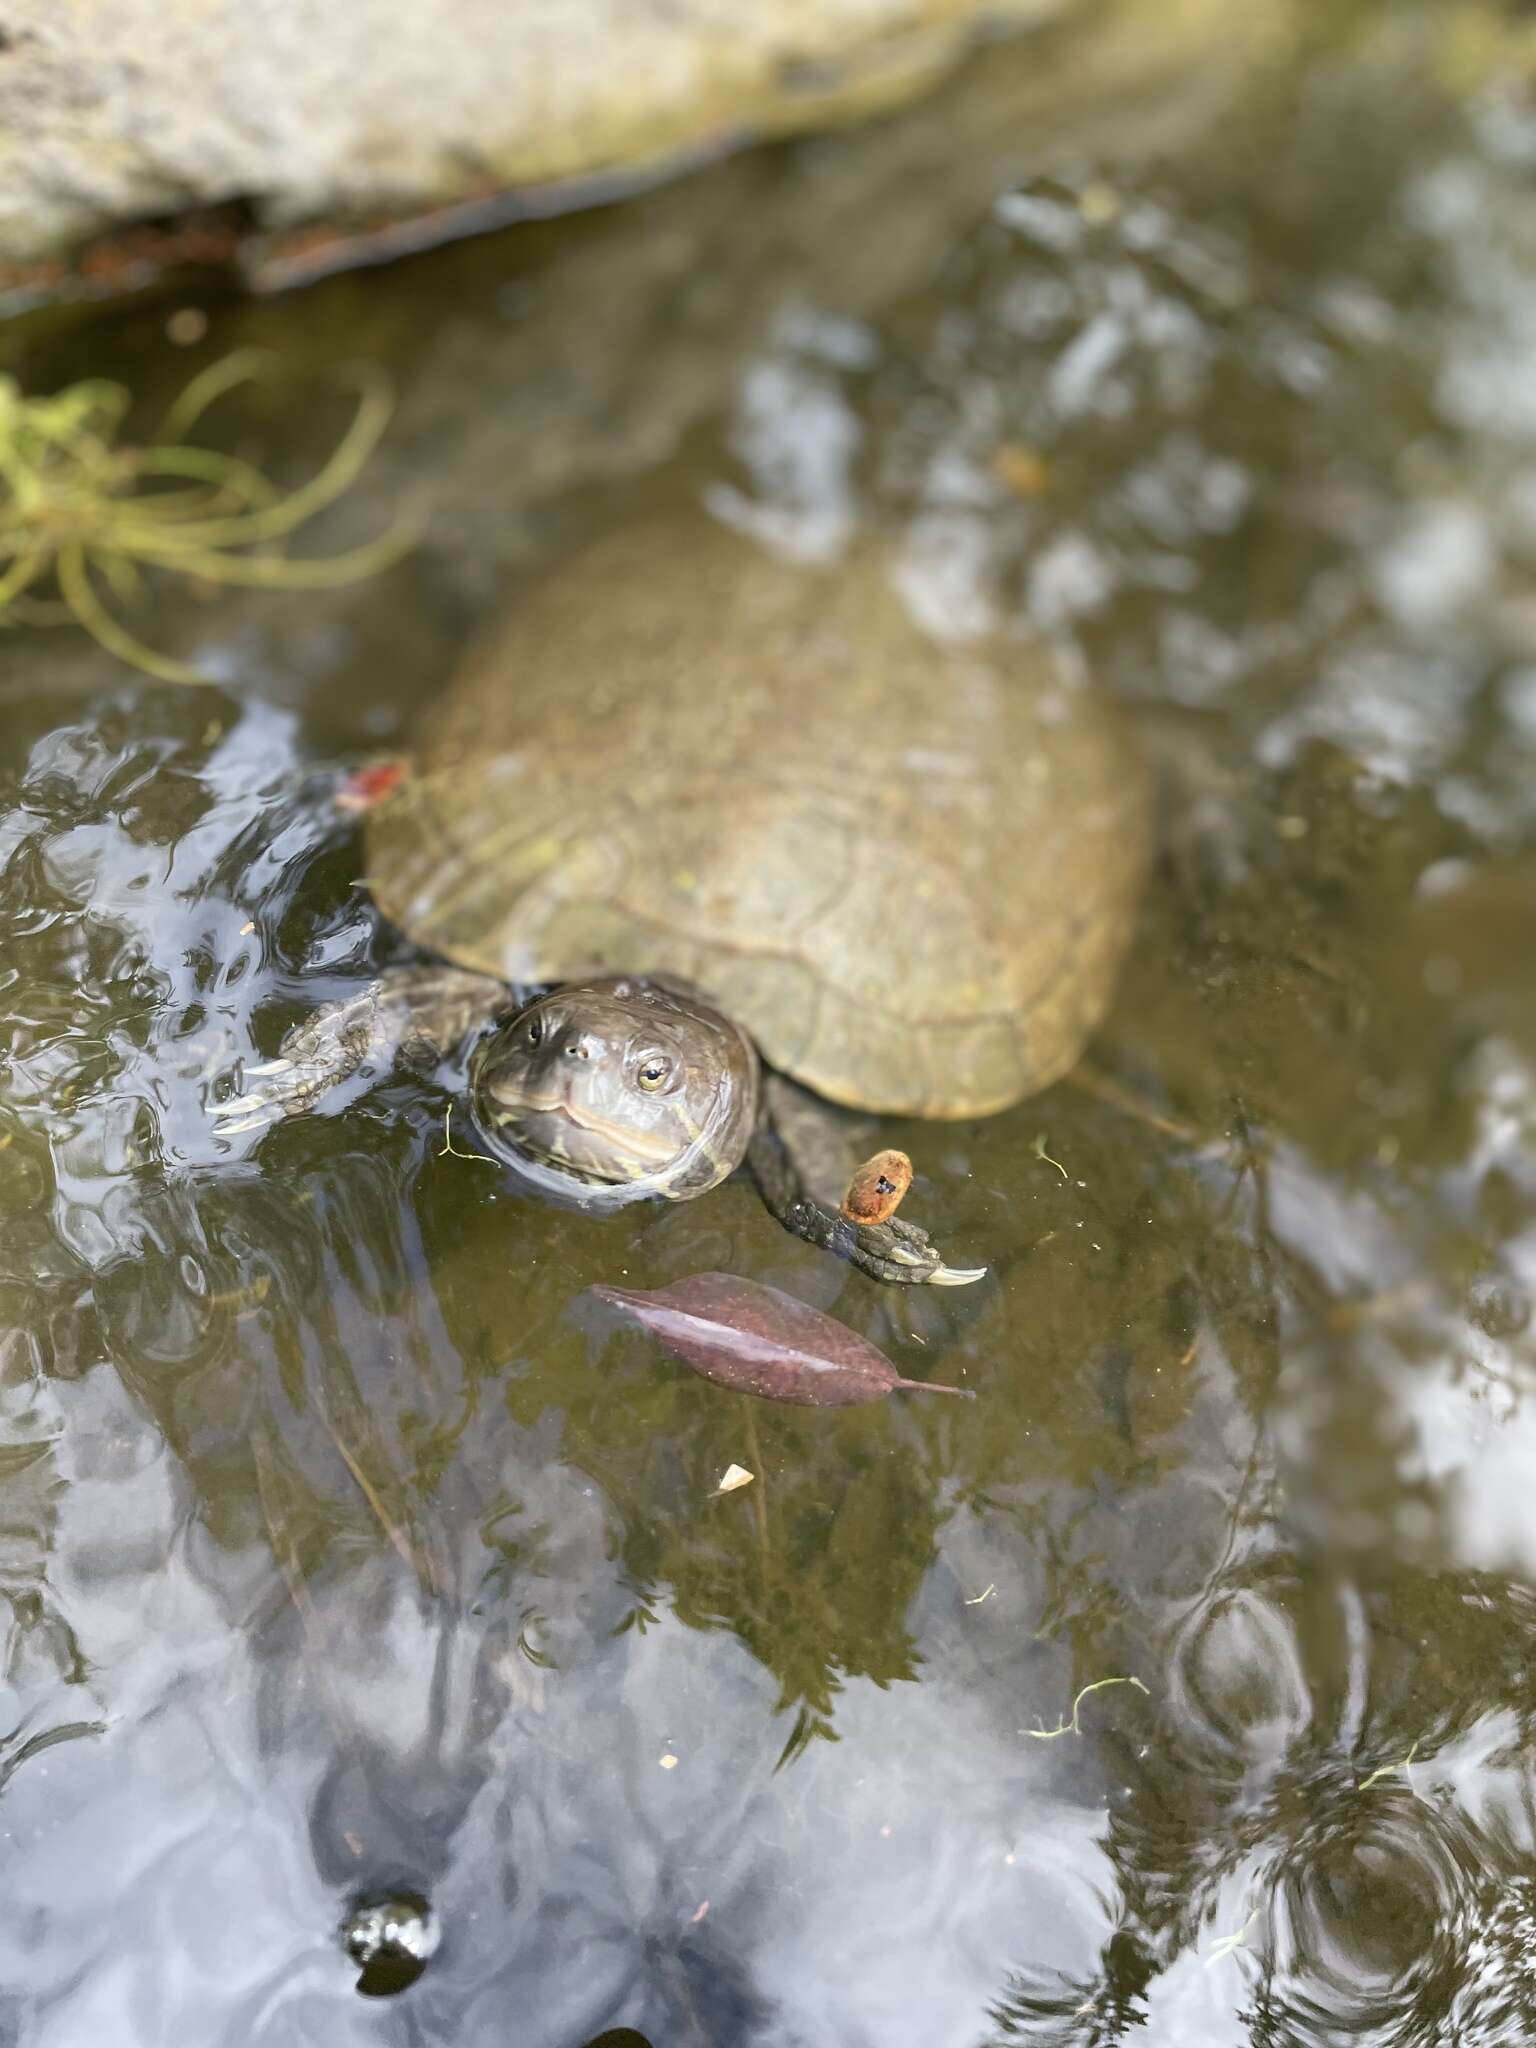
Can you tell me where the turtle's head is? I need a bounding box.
[470,977,759,1205]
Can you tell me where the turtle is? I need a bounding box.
[214,507,1151,1285]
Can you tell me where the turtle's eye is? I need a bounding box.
[525,1016,544,1048]
[636,1053,671,1092]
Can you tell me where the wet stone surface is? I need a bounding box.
[4,6,1536,2044]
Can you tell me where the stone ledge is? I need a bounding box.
[0,0,1072,265]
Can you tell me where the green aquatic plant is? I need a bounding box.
[0,348,416,684]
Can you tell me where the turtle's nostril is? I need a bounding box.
[562,1033,595,1060]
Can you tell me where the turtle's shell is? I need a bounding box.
[370,511,1150,1119]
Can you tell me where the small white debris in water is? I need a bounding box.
[659,1753,679,1771]
[712,1464,755,1497]
[993,190,1082,251]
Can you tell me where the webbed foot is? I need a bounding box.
[210,966,510,1136]
[210,983,399,1134]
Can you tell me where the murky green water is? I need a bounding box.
[5,5,1536,2042]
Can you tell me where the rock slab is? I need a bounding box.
[0,0,1073,263]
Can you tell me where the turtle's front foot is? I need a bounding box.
[210,983,399,1134]
[209,965,510,1136]
[835,1147,985,1284]
[748,1091,986,1287]
[826,1205,987,1288]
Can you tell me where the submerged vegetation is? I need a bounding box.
[0,349,415,683]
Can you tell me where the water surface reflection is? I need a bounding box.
[5,7,1536,2042]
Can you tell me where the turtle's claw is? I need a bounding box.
[207,1041,361,1137]
[209,1098,273,1130]
[884,1238,932,1268]
[929,1262,989,1287]
[207,1060,318,1136]
[842,1210,985,1288]
[210,1111,278,1137]
[209,1084,281,1123]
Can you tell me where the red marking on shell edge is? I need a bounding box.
[336,758,409,813]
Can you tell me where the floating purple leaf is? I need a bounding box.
[589,1271,976,1407]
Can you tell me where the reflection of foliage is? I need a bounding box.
[989,1928,1157,2046]
[0,351,416,683]
[987,1564,1536,2047]
[553,1357,941,1751]
[659,1421,932,1748]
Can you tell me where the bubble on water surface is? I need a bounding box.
[341,1890,440,1996]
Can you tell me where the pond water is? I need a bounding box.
[5,4,1536,2042]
